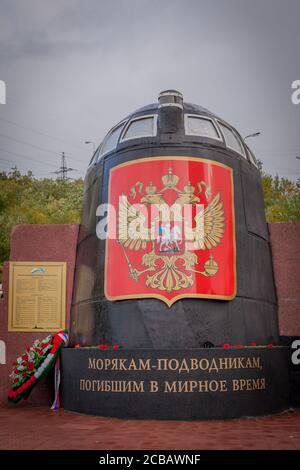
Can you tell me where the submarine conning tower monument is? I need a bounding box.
[62,90,289,419]
[70,90,279,349]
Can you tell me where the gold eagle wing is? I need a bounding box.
[187,192,225,250]
[118,195,152,251]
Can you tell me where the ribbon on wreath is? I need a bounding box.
[51,330,69,411]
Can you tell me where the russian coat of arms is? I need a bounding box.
[105,157,236,306]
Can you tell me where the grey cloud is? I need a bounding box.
[0,0,299,179]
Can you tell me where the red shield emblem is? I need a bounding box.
[105,157,236,306]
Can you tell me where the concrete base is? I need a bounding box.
[61,347,290,420]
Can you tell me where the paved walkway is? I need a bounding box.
[1,404,300,450]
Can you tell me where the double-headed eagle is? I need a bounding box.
[116,168,225,292]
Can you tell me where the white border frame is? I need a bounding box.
[184,114,223,142]
[97,120,128,160]
[120,114,158,143]
[216,120,247,159]
[158,91,183,99]
[159,103,183,109]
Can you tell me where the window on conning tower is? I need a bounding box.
[184,115,222,140]
[218,122,246,158]
[98,121,127,158]
[120,115,157,141]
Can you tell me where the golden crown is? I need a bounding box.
[162,168,179,188]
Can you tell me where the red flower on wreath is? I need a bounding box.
[8,330,68,405]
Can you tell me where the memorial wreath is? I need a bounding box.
[8,330,68,404]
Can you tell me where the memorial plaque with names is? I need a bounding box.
[8,262,66,332]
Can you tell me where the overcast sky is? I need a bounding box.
[0,0,299,180]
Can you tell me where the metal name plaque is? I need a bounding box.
[8,261,66,332]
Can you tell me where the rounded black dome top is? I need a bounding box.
[123,89,227,125]
[88,90,258,169]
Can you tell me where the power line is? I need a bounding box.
[0,148,59,169]
[0,148,84,179]
[0,133,60,156]
[0,133,88,165]
[4,94,93,136]
[0,161,50,178]
[52,152,77,181]
[0,116,86,152]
